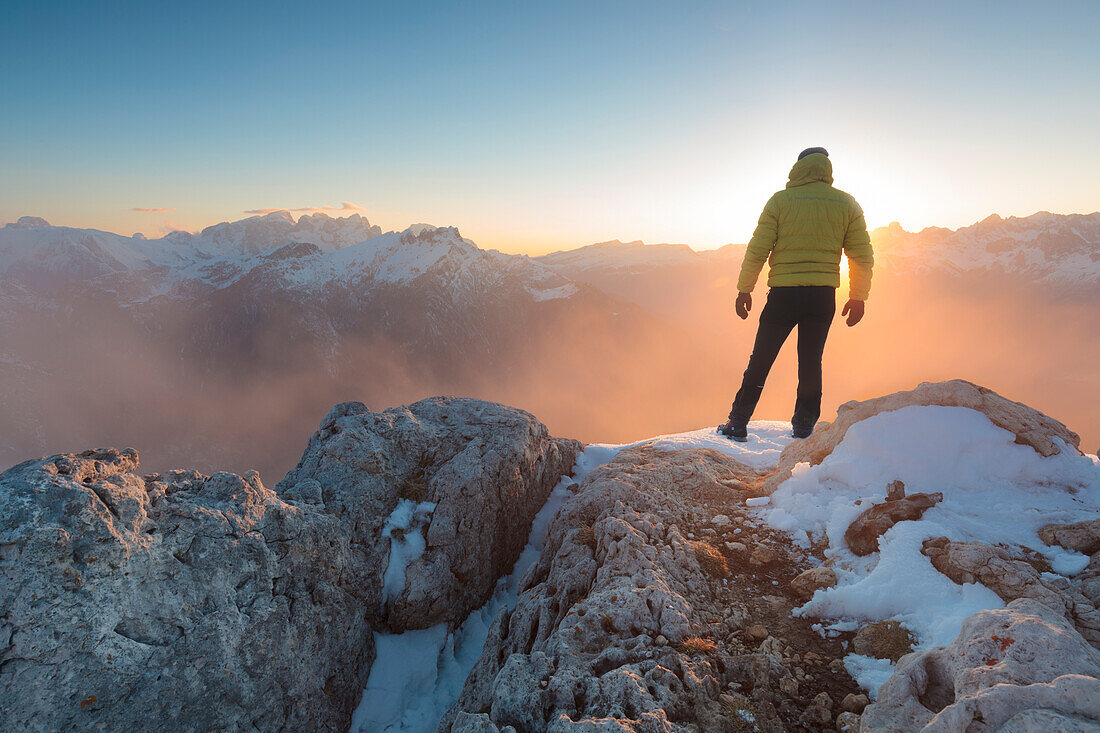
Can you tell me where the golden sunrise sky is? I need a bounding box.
[2,1,1098,254]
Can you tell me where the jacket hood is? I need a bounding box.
[786,153,833,188]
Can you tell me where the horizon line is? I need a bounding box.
[4,208,1099,256]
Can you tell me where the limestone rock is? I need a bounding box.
[791,567,838,600]
[844,491,943,556]
[921,537,1100,646]
[763,380,1081,494]
[0,397,579,732]
[750,545,779,567]
[835,711,860,731]
[439,445,821,732]
[1039,518,1100,556]
[802,692,833,725]
[780,675,800,696]
[450,712,514,732]
[0,448,372,732]
[861,599,1100,732]
[851,622,915,662]
[278,396,580,631]
[746,624,770,642]
[841,693,869,713]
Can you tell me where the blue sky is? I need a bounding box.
[2,0,1098,252]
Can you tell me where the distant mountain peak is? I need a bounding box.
[404,223,440,237]
[871,210,1100,289]
[7,216,50,228]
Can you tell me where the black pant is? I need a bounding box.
[729,286,836,429]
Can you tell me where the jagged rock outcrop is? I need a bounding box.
[763,379,1082,493]
[1,396,580,732]
[1040,518,1100,556]
[862,599,1100,731]
[0,448,372,732]
[441,446,864,732]
[277,397,580,632]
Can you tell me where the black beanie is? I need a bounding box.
[797,147,829,160]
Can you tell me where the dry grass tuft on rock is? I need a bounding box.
[693,541,728,576]
[576,523,597,551]
[677,635,717,656]
[396,452,437,502]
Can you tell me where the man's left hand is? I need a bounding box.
[735,292,752,320]
[842,299,865,327]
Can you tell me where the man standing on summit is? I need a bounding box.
[719,147,873,442]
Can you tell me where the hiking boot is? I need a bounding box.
[718,420,748,442]
[791,423,814,439]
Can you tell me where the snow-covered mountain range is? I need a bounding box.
[0,211,577,299]
[536,211,1100,293]
[0,211,381,289]
[4,209,1093,305]
[0,209,1096,479]
[872,211,1100,290]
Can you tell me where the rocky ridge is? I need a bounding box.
[1,381,1098,732]
[440,380,1100,732]
[441,446,865,732]
[872,211,1100,289]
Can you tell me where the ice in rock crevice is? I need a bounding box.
[381,500,437,602]
[350,476,579,733]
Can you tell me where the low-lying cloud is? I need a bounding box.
[131,207,177,213]
[243,201,364,216]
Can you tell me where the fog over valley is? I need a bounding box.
[1,210,1096,481]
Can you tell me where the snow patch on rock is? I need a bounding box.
[760,404,1100,697]
[577,421,795,474]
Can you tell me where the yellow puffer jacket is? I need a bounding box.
[736,153,874,300]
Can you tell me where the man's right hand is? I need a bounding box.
[735,292,752,320]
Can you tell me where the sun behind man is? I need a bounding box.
[718,147,874,443]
